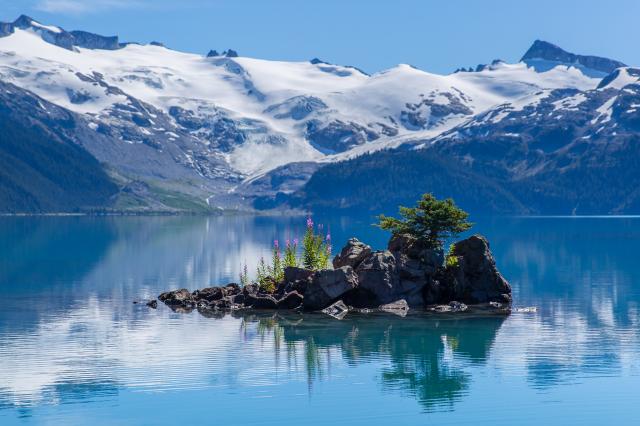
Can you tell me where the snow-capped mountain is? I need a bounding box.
[293,63,640,215]
[0,15,632,212]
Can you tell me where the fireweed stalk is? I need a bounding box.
[249,218,333,293]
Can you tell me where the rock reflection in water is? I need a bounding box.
[237,311,506,411]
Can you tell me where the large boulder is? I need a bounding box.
[333,238,372,269]
[303,266,358,311]
[350,235,448,307]
[443,235,512,304]
[277,291,304,310]
[355,251,399,305]
[245,294,279,309]
[279,267,314,295]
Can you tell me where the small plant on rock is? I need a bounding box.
[256,256,275,293]
[239,262,250,286]
[284,238,299,268]
[271,240,284,282]
[445,243,459,268]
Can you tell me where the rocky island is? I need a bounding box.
[158,194,512,317]
[159,233,511,317]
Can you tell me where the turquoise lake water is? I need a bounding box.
[1,215,639,425]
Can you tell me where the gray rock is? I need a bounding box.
[429,301,468,313]
[303,266,358,311]
[264,95,327,120]
[355,251,398,305]
[224,283,242,296]
[333,238,372,269]
[192,287,226,302]
[159,289,194,307]
[445,235,512,304]
[379,299,409,316]
[277,291,304,310]
[69,30,120,50]
[146,300,158,309]
[284,266,314,283]
[322,300,349,320]
[242,283,260,296]
[245,294,279,309]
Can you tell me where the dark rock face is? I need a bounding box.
[0,22,13,37]
[333,238,372,269]
[521,40,626,75]
[303,266,358,311]
[277,291,304,310]
[207,50,220,57]
[264,96,328,120]
[279,267,313,295]
[442,235,512,304]
[400,92,472,130]
[305,119,379,153]
[69,31,120,50]
[355,251,398,304]
[245,294,278,309]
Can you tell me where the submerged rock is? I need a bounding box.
[322,300,349,320]
[429,301,468,313]
[379,299,409,316]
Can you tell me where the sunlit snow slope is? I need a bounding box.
[0,15,619,211]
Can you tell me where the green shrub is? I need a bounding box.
[445,243,459,268]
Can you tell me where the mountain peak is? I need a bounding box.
[521,39,626,75]
[13,14,35,26]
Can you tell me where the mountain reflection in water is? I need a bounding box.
[1,215,640,425]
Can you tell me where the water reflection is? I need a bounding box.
[1,216,640,423]
[240,312,506,411]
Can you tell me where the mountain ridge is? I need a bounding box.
[0,15,636,214]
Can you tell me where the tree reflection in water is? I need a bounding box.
[238,311,506,411]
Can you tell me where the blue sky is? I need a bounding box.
[1,0,638,74]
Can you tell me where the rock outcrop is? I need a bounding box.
[158,233,512,317]
[440,235,512,304]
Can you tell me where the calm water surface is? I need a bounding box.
[1,215,640,425]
